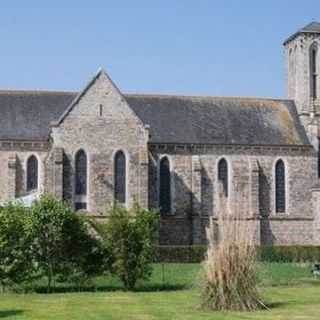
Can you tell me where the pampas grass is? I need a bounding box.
[200,190,266,311]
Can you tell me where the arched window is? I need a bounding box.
[159,157,171,214]
[75,150,87,196]
[114,151,126,204]
[310,43,318,99]
[27,155,38,192]
[218,158,228,198]
[275,160,286,213]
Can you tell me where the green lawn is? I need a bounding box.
[0,263,319,320]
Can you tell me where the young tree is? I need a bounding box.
[28,194,105,292]
[95,204,159,290]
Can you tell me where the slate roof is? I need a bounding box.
[0,90,310,146]
[301,21,320,33]
[283,21,320,45]
[0,90,76,141]
[126,94,309,145]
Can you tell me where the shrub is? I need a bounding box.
[27,194,105,292]
[94,203,159,290]
[0,203,34,290]
[200,197,266,311]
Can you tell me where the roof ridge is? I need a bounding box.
[124,92,291,102]
[0,89,290,102]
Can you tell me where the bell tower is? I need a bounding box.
[284,22,320,150]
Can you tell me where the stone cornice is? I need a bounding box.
[0,140,50,151]
[149,142,314,155]
[262,216,314,221]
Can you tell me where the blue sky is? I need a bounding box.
[0,1,319,97]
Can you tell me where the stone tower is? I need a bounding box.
[284,22,320,150]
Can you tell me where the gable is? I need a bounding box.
[54,69,143,126]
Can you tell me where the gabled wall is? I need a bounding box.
[50,70,149,213]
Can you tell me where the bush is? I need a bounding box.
[94,203,159,290]
[0,203,34,290]
[27,194,105,292]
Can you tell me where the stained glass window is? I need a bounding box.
[114,151,126,203]
[275,160,286,213]
[311,45,318,99]
[27,155,38,191]
[75,150,87,195]
[218,158,228,198]
[159,157,171,214]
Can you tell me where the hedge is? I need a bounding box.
[154,245,207,263]
[257,246,320,263]
[154,245,320,263]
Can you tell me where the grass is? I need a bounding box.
[0,263,319,319]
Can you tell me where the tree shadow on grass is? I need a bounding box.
[301,279,320,286]
[0,310,24,318]
[266,302,289,309]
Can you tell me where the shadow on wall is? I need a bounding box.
[63,153,73,202]
[148,154,208,245]
[15,157,23,197]
[149,156,279,246]
[201,167,213,218]
[259,166,276,245]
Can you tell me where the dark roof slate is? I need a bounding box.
[125,94,310,146]
[301,21,320,33]
[0,91,76,141]
[284,21,320,45]
[0,90,310,146]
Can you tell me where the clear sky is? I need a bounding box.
[0,0,319,98]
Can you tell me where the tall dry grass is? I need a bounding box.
[201,190,266,311]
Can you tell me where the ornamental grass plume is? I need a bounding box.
[201,188,266,311]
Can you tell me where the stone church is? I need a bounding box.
[0,22,320,245]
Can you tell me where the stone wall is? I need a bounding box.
[260,218,314,245]
[0,137,317,247]
[0,141,49,202]
[149,143,317,245]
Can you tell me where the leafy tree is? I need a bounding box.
[0,203,34,291]
[95,203,159,290]
[27,194,105,292]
